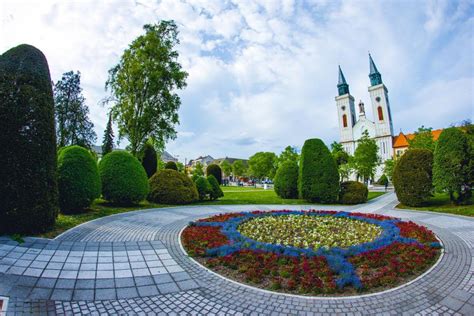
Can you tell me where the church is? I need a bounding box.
[335,54,394,179]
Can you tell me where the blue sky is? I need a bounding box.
[1,0,473,162]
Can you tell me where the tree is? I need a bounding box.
[102,112,114,156]
[274,161,299,199]
[248,152,278,180]
[220,160,232,177]
[193,162,204,176]
[407,126,435,151]
[331,141,349,166]
[383,159,395,181]
[433,127,471,204]
[338,157,354,182]
[176,162,184,172]
[299,138,339,203]
[106,21,188,156]
[232,160,247,178]
[460,120,474,189]
[206,164,222,184]
[207,175,224,200]
[0,44,58,234]
[141,141,157,178]
[165,161,178,170]
[278,146,299,167]
[195,177,211,201]
[353,130,379,183]
[54,71,96,148]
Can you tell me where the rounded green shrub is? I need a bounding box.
[274,161,299,199]
[149,169,198,204]
[0,44,58,234]
[207,175,224,200]
[58,146,101,213]
[195,177,211,201]
[299,138,339,203]
[165,161,178,170]
[393,149,433,206]
[98,151,149,205]
[141,142,157,178]
[377,174,389,186]
[206,164,222,184]
[339,181,368,204]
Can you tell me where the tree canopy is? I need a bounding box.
[232,160,247,177]
[220,160,232,177]
[278,146,299,166]
[407,125,435,151]
[248,152,278,180]
[353,130,379,182]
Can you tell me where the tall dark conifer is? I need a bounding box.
[102,112,114,156]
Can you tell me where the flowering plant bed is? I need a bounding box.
[182,210,441,295]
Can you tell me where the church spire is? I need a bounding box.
[337,65,350,96]
[369,53,382,86]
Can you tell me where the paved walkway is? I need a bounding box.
[0,192,473,315]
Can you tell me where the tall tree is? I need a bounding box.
[248,152,278,180]
[353,130,379,183]
[106,21,188,156]
[54,71,96,148]
[102,112,114,156]
[232,160,247,178]
[408,125,435,151]
[278,146,299,166]
[331,141,349,166]
[383,159,395,181]
[220,160,232,177]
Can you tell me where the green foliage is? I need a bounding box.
[339,181,368,204]
[157,159,165,171]
[278,146,299,167]
[461,120,474,188]
[141,141,157,178]
[393,149,433,206]
[408,125,435,151]
[274,161,299,199]
[0,44,58,234]
[248,152,278,179]
[433,127,471,204]
[220,160,232,177]
[98,151,149,205]
[232,160,247,177]
[207,175,224,200]
[192,162,204,178]
[353,130,379,182]
[377,174,389,186]
[206,164,222,184]
[102,112,114,156]
[57,146,101,213]
[195,177,211,201]
[106,21,188,155]
[165,161,178,170]
[148,169,198,204]
[176,162,184,172]
[331,142,349,166]
[298,138,339,203]
[384,159,395,181]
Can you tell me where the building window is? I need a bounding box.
[377,106,384,121]
[342,114,347,127]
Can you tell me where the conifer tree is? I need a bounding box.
[102,113,114,156]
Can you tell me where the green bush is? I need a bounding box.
[393,149,433,206]
[58,146,101,213]
[0,44,58,234]
[339,181,368,204]
[195,177,211,201]
[141,142,157,178]
[274,161,299,199]
[206,164,222,184]
[149,169,198,204]
[165,161,178,170]
[98,151,149,205]
[207,175,224,200]
[299,138,339,203]
[377,174,389,186]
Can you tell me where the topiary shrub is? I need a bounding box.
[165,161,178,170]
[207,175,224,200]
[149,169,198,204]
[377,174,389,186]
[339,181,368,204]
[58,146,101,213]
[274,161,299,199]
[299,138,339,203]
[0,44,58,234]
[141,142,157,178]
[206,164,222,184]
[195,177,211,201]
[393,149,433,206]
[98,151,149,205]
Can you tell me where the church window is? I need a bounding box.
[342,114,347,127]
[377,106,384,121]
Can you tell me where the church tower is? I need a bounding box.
[367,54,394,161]
[335,66,356,155]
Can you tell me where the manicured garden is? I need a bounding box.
[182,210,441,296]
[397,193,474,217]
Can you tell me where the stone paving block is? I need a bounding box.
[36,278,57,288]
[150,267,168,275]
[156,282,180,294]
[76,279,95,289]
[171,272,191,282]
[78,270,96,279]
[59,270,78,279]
[137,285,159,297]
[116,287,139,299]
[55,278,76,289]
[114,269,133,278]
[166,265,184,273]
[95,278,115,289]
[177,279,199,291]
[73,289,95,301]
[51,288,73,300]
[96,270,114,279]
[23,267,43,277]
[132,268,150,277]
[29,260,48,269]
[42,269,60,278]
[95,288,116,300]
[153,273,173,284]
[115,277,135,288]
[134,276,154,286]
[29,287,52,300]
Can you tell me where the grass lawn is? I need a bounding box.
[397,193,474,217]
[36,188,385,239]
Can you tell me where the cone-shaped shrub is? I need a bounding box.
[206,164,222,184]
[58,145,101,213]
[165,161,178,170]
[99,151,149,205]
[339,181,368,204]
[299,138,339,203]
[207,175,224,200]
[274,161,299,199]
[148,169,198,204]
[195,176,211,201]
[141,142,157,178]
[0,44,58,234]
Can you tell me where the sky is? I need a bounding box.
[1,0,473,162]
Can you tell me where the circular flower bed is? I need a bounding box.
[181,210,442,296]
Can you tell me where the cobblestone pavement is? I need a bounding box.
[0,192,473,315]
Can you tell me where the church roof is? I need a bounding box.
[369,54,379,75]
[393,129,443,148]
[338,65,347,85]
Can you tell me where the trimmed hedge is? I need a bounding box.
[206,164,222,184]
[195,177,211,201]
[274,161,299,199]
[141,142,157,178]
[393,149,433,206]
[58,146,101,213]
[299,138,339,203]
[377,174,389,186]
[165,161,178,170]
[207,175,224,200]
[339,181,368,204]
[148,169,198,204]
[0,44,58,234]
[98,151,149,205]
